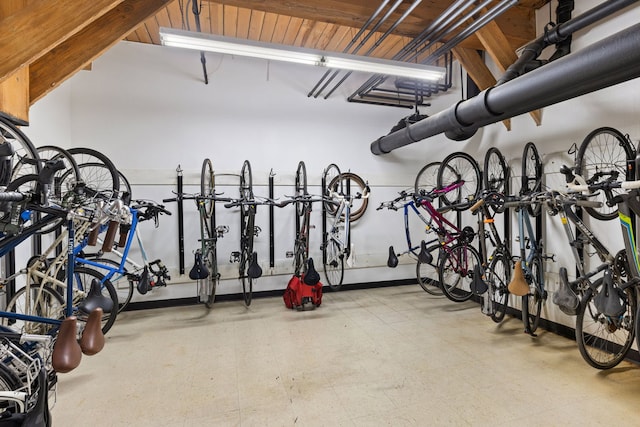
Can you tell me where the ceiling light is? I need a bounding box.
[159,28,446,82]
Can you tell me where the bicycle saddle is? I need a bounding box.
[418,241,433,265]
[137,265,151,295]
[247,252,262,279]
[52,316,82,373]
[303,258,320,285]
[387,246,398,268]
[79,308,105,356]
[593,269,626,317]
[78,278,114,315]
[189,252,209,280]
[507,261,530,296]
[552,267,579,315]
[470,264,488,295]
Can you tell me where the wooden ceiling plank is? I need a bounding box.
[29,0,172,104]
[323,25,351,52]
[0,0,123,83]
[199,1,212,34]
[282,16,303,46]
[293,19,313,47]
[303,21,328,49]
[165,0,185,30]
[452,47,511,130]
[271,14,291,44]
[210,3,224,34]
[259,12,278,42]
[316,23,339,51]
[223,5,238,37]
[236,6,251,39]
[145,15,162,45]
[248,10,265,41]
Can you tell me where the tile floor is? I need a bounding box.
[52,285,640,426]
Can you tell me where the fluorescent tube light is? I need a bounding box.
[159,27,446,82]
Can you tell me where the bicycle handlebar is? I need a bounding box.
[0,191,26,202]
[224,197,279,209]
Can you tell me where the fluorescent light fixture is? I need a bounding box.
[159,27,446,82]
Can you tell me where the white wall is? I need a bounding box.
[24,0,640,315]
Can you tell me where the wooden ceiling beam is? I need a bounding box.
[474,16,542,126]
[29,0,173,104]
[0,0,123,84]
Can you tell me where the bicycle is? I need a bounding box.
[76,200,172,313]
[377,189,444,296]
[224,160,269,307]
[551,165,640,369]
[504,192,554,336]
[163,158,230,308]
[321,168,370,291]
[469,191,512,322]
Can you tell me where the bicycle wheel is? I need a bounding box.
[323,238,344,290]
[414,162,441,197]
[416,246,443,296]
[520,142,542,216]
[71,267,119,334]
[295,161,308,217]
[240,160,253,200]
[483,147,508,194]
[577,279,636,369]
[201,158,214,219]
[3,285,65,335]
[0,363,22,414]
[36,145,81,204]
[293,218,309,277]
[67,148,120,200]
[576,127,635,221]
[88,258,133,314]
[239,206,255,306]
[437,152,481,210]
[327,172,369,222]
[0,115,41,186]
[117,170,133,204]
[439,243,481,302]
[488,253,511,323]
[204,247,217,309]
[322,163,341,214]
[522,256,545,334]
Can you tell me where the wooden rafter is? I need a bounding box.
[0,0,122,84]
[30,0,173,104]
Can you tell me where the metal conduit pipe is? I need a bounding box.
[370,22,640,154]
[498,0,638,85]
[349,0,475,102]
[307,0,391,97]
[323,0,422,98]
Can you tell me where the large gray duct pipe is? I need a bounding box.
[370,21,640,155]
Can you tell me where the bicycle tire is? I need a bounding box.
[488,253,511,323]
[201,158,214,219]
[71,266,119,334]
[67,148,120,200]
[117,170,133,204]
[2,284,65,335]
[437,152,481,210]
[327,172,369,222]
[0,115,41,185]
[575,127,635,221]
[520,142,542,217]
[239,205,255,306]
[577,279,636,369]
[323,238,344,291]
[416,245,443,296]
[522,256,545,334]
[295,161,308,218]
[322,163,341,214]
[204,247,217,309]
[240,160,253,201]
[414,162,441,197]
[483,147,509,194]
[36,145,81,204]
[438,243,481,303]
[87,257,133,314]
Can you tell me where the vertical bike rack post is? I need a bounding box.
[177,165,185,275]
[321,169,327,265]
[346,173,351,250]
[269,169,275,268]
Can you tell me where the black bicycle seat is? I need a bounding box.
[387,246,399,268]
[303,258,320,285]
[247,252,262,279]
[552,267,579,315]
[78,278,114,314]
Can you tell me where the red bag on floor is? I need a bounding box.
[283,259,323,310]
